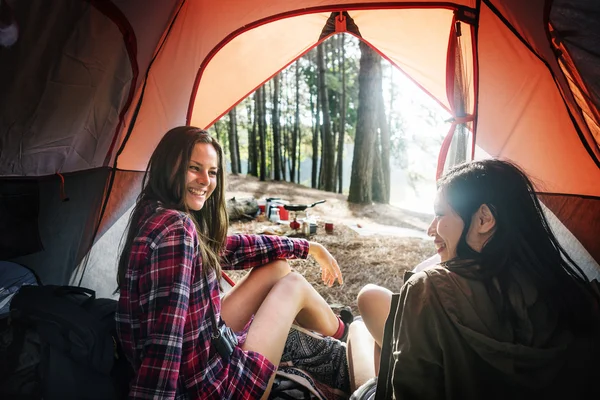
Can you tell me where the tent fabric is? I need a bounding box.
[187,12,334,138]
[0,0,598,289]
[476,2,600,196]
[539,193,600,267]
[0,0,134,176]
[550,0,600,152]
[117,3,477,171]
[488,0,600,164]
[96,169,145,239]
[0,179,43,259]
[9,169,110,285]
[319,11,363,40]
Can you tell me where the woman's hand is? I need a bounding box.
[308,242,343,287]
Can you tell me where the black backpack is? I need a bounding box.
[0,285,132,400]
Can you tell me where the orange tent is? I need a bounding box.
[0,0,598,293]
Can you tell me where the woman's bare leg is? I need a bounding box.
[357,284,392,375]
[346,320,376,392]
[242,272,341,399]
[221,260,292,331]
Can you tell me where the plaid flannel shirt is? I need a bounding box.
[116,202,309,399]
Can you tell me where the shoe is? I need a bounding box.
[338,306,354,342]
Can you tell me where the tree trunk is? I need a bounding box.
[227,108,240,175]
[297,128,301,183]
[311,56,320,189]
[372,74,390,203]
[248,95,258,177]
[378,86,391,203]
[235,106,242,173]
[372,134,385,202]
[291,60,300,184]
[388,66,394,135]
[257,86,267,181]
[329,37,339,189]
[282,123,288,181]
[281,71,288,181]
[272,75,281,181]
[337,34,346,194]
[213,121,222,143]
[317,43,335,192]
[348,41,381,204]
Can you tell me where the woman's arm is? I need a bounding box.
[221,234,342,286]
[221,234,309,270]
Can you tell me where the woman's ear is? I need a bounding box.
[476,204,496,234]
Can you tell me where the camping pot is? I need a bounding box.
[282,200,326,212]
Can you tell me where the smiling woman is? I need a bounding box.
[429,187,496,263]
[185,143,219,211]
[349,159,600,399]
[114,126,351,399]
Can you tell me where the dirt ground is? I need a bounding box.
[225,174,436,315]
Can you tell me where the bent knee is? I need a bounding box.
[357,284,392,315]
[271,271,307,296]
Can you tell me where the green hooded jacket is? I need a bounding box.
[376,266,600,400]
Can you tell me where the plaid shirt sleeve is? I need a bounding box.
[127,214,196,399]
[220,234,309,270]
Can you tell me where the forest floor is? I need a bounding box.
[225,174,435,315]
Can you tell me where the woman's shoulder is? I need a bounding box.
[403,266,468,301]
[406,265,452,286]
[138,201,195,238]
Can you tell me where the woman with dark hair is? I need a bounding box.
[115,126,348,399]
[351,159,600,399]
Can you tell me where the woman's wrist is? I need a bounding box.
[308,241,322,256]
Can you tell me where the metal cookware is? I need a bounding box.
[283,200,326,212]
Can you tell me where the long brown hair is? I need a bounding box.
[117,126,228,289]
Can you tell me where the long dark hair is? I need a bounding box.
[117,126,228,289]
[439,159,597,333]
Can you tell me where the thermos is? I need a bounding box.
[265,197,281,220]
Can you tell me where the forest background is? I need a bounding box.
[208,33,461,214]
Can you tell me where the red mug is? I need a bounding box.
[278,205,289,221]
[325,222,334,233]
